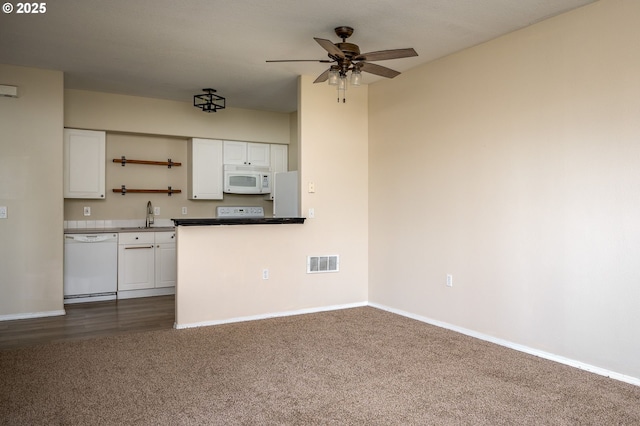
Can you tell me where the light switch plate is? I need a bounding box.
[0,206,7,219]
[154,206,160,215]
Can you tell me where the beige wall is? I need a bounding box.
[369,0,640,379]
[0,65,64,318]
[175,75,369,326]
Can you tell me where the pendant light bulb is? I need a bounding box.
[351,69,362,86]
[328,69,339,86]
[338,75,347,90]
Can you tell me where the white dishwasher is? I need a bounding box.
[63,233,118,304]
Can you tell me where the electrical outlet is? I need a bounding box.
[308,182,315,193]
[262,269,269,280]
[308,208,315,218]
[182,207,188,215]
[83,206,91,216]
[154,206,160,215]
[0,206,7,219]
[446,274,453,287]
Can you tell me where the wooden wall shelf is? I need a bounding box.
[113,186,181,196]
[113,156,182,168]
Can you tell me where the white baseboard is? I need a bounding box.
[0,309,66,321]
[117,287,175,300]
[64,294,117,304]
[174,301,368,330]
[368,302,640,387]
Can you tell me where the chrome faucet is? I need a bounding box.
[146,200,154,228]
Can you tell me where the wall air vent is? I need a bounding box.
[307,255,339,274]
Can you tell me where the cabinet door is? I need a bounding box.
[266,144,288,200]
[223,141,248,165]
[118,242,155,291]
[270,144,288,173]
[188,138,223,200]
[155,232,176,288]
[247,143,270,167]
[63,129,106,199]
[118,232,155,291]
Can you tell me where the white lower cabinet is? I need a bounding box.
[155,232,176,288]
[118,231,176,298]
[118,232,155,291]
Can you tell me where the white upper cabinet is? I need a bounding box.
[266,144,288,200]
[63,129,106,199]
[270,144,288,173]
[188,138,223,200]
[246,143,270,167]
[223,141,270,167]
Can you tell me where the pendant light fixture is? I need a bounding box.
[328,67,358,103]
[194,88,226,113]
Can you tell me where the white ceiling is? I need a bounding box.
[0,0,597,113]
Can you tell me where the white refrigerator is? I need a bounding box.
[273,171,299,217]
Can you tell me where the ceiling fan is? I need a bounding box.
[267,26,418,86]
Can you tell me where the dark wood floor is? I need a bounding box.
[0,295,175,350]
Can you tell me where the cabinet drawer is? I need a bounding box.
[155,232,176,244]
[119,232,154,245]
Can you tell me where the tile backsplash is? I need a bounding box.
[64,218,174,230]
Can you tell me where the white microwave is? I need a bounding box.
[223,165,271,194]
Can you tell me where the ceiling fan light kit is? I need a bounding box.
[194,88,226,113]
[267,26,417,103]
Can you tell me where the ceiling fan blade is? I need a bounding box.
[313,69,330,83]
[266,59,333,63]
[360,62,401,78]
[314,37,345,59]
[355,48,418,62]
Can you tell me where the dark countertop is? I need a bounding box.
[172,217,306,226]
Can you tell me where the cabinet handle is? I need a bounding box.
[124,246,154,250]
